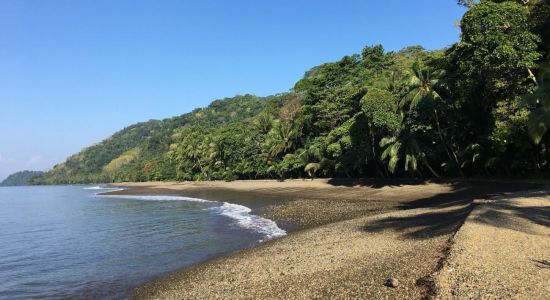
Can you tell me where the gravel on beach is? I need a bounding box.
[435,191,550,299]
[131,204,470,299]
[108,179,545,299]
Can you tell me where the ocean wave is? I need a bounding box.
[84,186,123,190]
[98,194,286,241]
[209,202,287,241]
[99,194,214,203]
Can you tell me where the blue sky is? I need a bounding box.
[0,0,466,180]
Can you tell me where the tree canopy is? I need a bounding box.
[32,0,550,184]
[1,171,45,186]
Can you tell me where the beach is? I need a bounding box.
[107,179,548,299]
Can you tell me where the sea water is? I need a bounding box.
[0,185,285,299]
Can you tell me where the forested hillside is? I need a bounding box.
[32,95,266,183]
[33,0,550,184]
[1,171,45,186]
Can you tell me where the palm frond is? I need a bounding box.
[528,107,550,144]
[379,136,396,147]
[409,90,426,109]
[388,155,399,173]
[405,154,417,172]
[304,162,321,173]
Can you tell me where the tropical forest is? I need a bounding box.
[32,0,550,184]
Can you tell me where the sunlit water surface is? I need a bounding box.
[0,185,285,299]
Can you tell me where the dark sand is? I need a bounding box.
[106,179,544,299]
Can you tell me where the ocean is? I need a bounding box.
[0,185,285,299]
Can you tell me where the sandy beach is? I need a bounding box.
[107,179,548,299]
[435,191,550,299]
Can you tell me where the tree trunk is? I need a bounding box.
[433,107,464,176]
[422,157,441,178]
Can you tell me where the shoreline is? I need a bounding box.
[108,179,543,299]
[107,178,540,228]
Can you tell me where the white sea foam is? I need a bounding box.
[84,186,123,191]
[209,202,287,241]
[98,194,286,241]
[100,194,214,203]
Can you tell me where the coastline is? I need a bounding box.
[107,179,544,299]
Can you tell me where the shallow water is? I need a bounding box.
[0,185,285,299]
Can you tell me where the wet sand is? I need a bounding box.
[107,179,542,299]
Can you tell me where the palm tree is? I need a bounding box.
[256,111,274,134]
[373,70,404,95]
[379,136,401,174]
[304,162,320,179]
[266,119,300,158]
[207,140,226,169]
[402,61,463,176]
[184,142,207,179]
[379,133,440,178]
[178,134,211,180]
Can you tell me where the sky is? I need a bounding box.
[0,0,467,181]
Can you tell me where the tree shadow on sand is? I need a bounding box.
[472,202,550,234]
[397,181,539,210]
[362,181,541,239]
[327,178,429,188]
[363,204,473,239]
[532,259,550,269]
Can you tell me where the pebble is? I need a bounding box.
[385,278,399,288]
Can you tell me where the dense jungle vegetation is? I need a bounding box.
[1,171,45,186]
[32,0,550,184]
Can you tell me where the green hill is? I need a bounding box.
[33,0,550,184]
[1,171,46,186]
[32,94,268,183]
